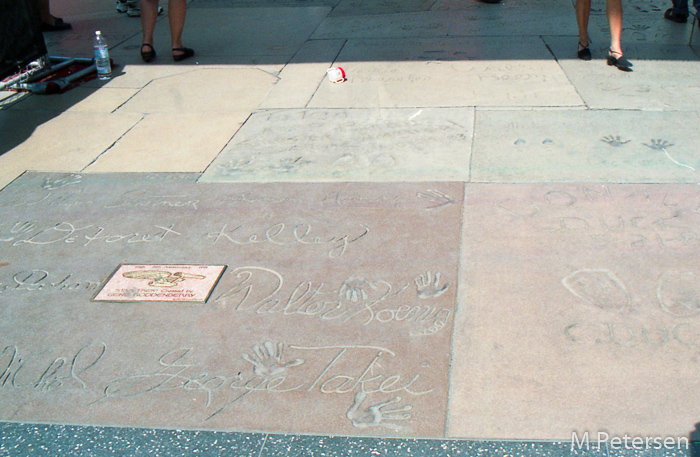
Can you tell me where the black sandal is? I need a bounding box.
[577,42,591,61]
[141,43,156,62]
[607,49,632,72]
[172,47,195,62]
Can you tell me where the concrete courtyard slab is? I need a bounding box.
[0,172,462,438]
[111,7,331,66]
[41,16,142,60]
[199,108,473,183]
[308,37,583,108]
[329,0,437,17]
[6,86,139,114]
[0,111,141,189]
[446,9,578,36]
[544,37,700,111]
[258,39,346,109]
[432,0,574,10]
[312,11,451,39]
[449,183,700,440]
[85,113,248,173]
[114,67,278,114]
[189,0,339,7]
[470,109,700,183]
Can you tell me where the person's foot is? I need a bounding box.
[172,47,195,62]
[577,41,591,60]
[664,8,688,22]
[41,16,72,31]
[607,49,633,72]
[141,43,156,62]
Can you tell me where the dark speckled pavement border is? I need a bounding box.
[0,423,697,457]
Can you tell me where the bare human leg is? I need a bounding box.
[168,0,189,58]
[607,0,623,55]
[140,0,159,61]
[141,0,159,47]
[575,0,591,47]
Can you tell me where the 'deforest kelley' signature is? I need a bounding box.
[87,342,433,422]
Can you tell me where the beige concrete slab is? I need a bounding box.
[449,183,700,440]
[85,113,247,172]
[7,87,138,113]
[0,111,141,188]
[547,39,700,111]
[115,68,278,114]
[308,37,583,108]
[199,108,473,182]
[545,36,700,64]
[471,109,700,183]
[0,174,463,437]
[258,40,346,109]
[82,64,198,90]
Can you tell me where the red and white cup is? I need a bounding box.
[327,66,346,83]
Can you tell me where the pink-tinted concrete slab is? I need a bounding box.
[0,173,462,438]
[94,264,226,302]
[449,183,700,440]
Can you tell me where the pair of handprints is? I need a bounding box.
[242,342,413,431]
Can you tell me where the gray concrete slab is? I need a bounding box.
[329,0,438,17]
[0,172,462,438]
[590,0,668,15]
[189,0,340,7]
[470,109,700,183]
[199,108,473,182]
[587,12,697,46]
[110,7,332,66]
[42,15,143,60]
[447,9,579,36]
[313,8,579,39]
[312,11,451,39]
[432,0,575,10]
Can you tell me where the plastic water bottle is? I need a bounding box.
[93,31,111,80]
